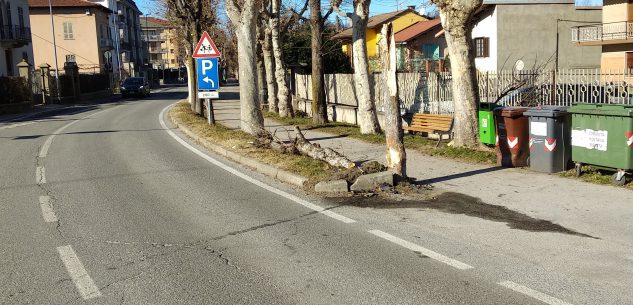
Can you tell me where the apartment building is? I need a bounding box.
[140,16,179,70]
[0,0,34,76]
[573,0,633,71]
[86,0,144,77]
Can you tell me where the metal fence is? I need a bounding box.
[295,69,633,115]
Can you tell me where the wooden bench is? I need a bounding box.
[403,113,454,147]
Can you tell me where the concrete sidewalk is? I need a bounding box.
[214,86,633,244]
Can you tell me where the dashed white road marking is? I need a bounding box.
[36,166,46,184]
[368,229,473,270]
[158,104,356,224]
[57,245,102,300]
[499,281,573,305]
[39,196,58,223]
[38,106,116,158]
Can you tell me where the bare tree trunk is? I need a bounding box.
[433,0,482,147]
[347,0,381,134]
[310,0,327,124]
[263,26,278,113]
[380,23,406,177]
[270,0,293,117]
[256,24,267,106]
[227,0,265,135]
[188,25,202,115]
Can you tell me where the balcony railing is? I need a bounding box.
[142,34,166,42]
[149,47,167,54]
[572,21,633,43]
[0,25,31,45]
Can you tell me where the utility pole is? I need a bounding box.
[47,0,61,102]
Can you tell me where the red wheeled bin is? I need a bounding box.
[494,107,530,167]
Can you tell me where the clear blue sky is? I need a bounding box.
[135,0,435,20]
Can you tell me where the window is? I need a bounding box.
[63,22,74,39]
[626,52,633,75]
[474,37,489,58]
[18,7,24,28]
[422,43,440,60]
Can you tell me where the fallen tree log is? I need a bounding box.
[253,126,356,169]
[293,126,355,169]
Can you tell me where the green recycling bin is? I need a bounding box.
[569,104,633,185]
[479,103,497,145]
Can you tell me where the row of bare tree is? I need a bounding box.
[163,0,485,178]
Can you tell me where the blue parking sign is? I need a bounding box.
[196,58,219,91]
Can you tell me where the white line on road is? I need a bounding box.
[57,245,102,300]
[368,229,474,270]
[39,196,58,223]
[159,105,356,224]
[36,166,46,184]
[498,281,573,305]
[38,106,116,158]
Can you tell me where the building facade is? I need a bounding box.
[572,0,633,71]
[29,0,112,73]
[472,0,602,72]
[394,19,447,72]
[140,16,180,70]
[86,0,144,77]
[0,0,34,76]
[333,8,429,59]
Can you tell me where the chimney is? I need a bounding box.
[407,5,416,11]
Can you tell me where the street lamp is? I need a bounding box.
[47,0,61,102]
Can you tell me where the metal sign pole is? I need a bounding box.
[206,98,215,124]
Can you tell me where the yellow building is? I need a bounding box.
[29,0,112,73]
[332,7,428,58]
[140,17,180,70]
[572,0,633,71]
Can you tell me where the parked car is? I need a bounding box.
[120,77,150,98]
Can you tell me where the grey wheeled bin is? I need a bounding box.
[523,106,572,173]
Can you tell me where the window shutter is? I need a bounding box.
[483,37,490,58]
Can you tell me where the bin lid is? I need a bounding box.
[523,106,569,118]
[493,107,529,118]
[568,103,633,117]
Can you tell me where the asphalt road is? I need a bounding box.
[0,87,623,304]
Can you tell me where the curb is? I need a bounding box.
[168,107,308,188]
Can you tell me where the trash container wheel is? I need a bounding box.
[574,163,583,178]
[611,171,628,186]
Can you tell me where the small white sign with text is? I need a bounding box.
[572,129,608,151]
[198,91,219,99]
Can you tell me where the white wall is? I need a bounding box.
[471,7,498,72]
[0,0,34,76]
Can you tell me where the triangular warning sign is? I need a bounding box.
[193,31,221,58]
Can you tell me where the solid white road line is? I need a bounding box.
[36,166,46,184]
[39,196,58,223]
[498,281,573,305]
[57,245,102,300]
[38,106,116,158]
[159,104,356,224]
[368,229,474,270]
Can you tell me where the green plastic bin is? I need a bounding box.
[479,103,497,145]
[569,104,633,184]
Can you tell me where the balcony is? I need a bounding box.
[0,25,31,48]
[142,34,166,42]
[572,21,633,45]
[149,47,167,54]
[100,39,114,50]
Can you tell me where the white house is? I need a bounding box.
[471,0,602,72]
[0,0,34,76]
[86,0,144,77]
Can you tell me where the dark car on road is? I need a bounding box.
[120,77,150,98]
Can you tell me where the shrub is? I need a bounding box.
[0,77,30,104]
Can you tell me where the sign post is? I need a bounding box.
[193,31,222,125]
